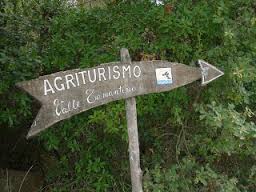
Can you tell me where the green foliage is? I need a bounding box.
[1,0,256,191]
[144,158,240,192]
[196,102,256,156]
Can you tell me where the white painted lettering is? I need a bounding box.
[108,66,112,80]
[78,71,87,84]
[65,74,76,89]
[44,79,55,95]
[98,68,106,81]
[86,89,95,104]
[75,72,80,86]
[122,65,131,78]
[43,64,142,96]
[113,66,120,79]
[133,65,141,78]
[88,69,97,83]
[53,99,80,116]
[54,77,65,91]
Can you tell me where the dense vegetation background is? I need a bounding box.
[1,0,256,191]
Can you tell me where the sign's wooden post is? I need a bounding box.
[120,48,143,192]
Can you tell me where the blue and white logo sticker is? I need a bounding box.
[155,68,173,85]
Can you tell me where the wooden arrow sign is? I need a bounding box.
[17,59,223,138]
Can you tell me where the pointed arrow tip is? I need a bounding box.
[198,60,224,85]
[26,132,33,140]
[26,125,43,139]
[16,81,32,93]
[26,124,38,139]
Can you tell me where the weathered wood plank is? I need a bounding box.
[16,56,223,138]
[121,48,143,192]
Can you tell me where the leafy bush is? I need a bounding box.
[1,0,256,191]
[144,158,240,192]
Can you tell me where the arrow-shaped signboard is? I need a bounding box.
[17,58,223,138]
[17,49,224,192]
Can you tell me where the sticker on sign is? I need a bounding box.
[155,68,173,85]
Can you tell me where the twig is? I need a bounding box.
[18,165,34,192]
[157,132,178,139]
[181,125,191,156]
[11,135,23,152]
[6,168,10,192]
[176,127,183,164]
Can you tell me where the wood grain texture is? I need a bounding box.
[17,60,202,138]
[121,48,143,192]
